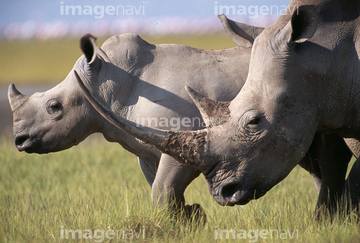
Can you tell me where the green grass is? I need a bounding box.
[1,135,359,242]
[0,34,237,85]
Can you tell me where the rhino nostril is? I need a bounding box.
[221,183,239,200]
[220,183,253,206]
[15,134,30,147]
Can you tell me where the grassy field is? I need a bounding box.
[1,135,360,242]
[1,35,360,242]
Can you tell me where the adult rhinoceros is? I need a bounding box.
[75,2,360,216]
[8,16,255,218]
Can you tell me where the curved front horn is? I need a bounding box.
[8,84,28,111]
[74,70,209,170]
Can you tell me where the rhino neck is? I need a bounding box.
[101,122,155,154]
[318,83,360,139]
[314,26,360,137]
[274,1,360,139]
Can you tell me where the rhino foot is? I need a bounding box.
[341,180,360,218]
[175,203,207,225]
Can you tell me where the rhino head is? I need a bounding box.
[8,34,114,153]
[77,2,359,206]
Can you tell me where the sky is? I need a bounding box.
[0,0,292,39]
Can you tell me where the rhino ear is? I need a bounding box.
[282,5,317,45]
[80,34,99,65]
[218,14,264,47]
[185,86,230,128]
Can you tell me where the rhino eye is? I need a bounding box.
[248,117,261,125]
[46,99,63,115]
[241,110,265,133]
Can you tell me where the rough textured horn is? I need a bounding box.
[74,70,209,169]
[8,84,28,111]
[185,86,230,127]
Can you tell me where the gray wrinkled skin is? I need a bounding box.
[201,0,360,207]
[188,0,360,210]
[197,0,360,209]
[76,1,360,215]
[8,16,252,216]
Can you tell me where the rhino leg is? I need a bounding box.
[308,133,352,217]
[152,154,205,222]
[138,157,157,186]
[343,158,360,213]
[298,140,322,194]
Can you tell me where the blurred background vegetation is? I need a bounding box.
[0,34,237,85]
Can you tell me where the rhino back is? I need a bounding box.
[97,33,250,131]
[137,44,250,126]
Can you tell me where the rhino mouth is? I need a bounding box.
[206,165,267,206]
[216,182,268,206]
[221,184,250,206]
[14,134,42,153]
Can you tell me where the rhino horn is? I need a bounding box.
[185,86,230,128]
[218,14,264,47]
[74,70,209,169]
[8,84,28,111]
